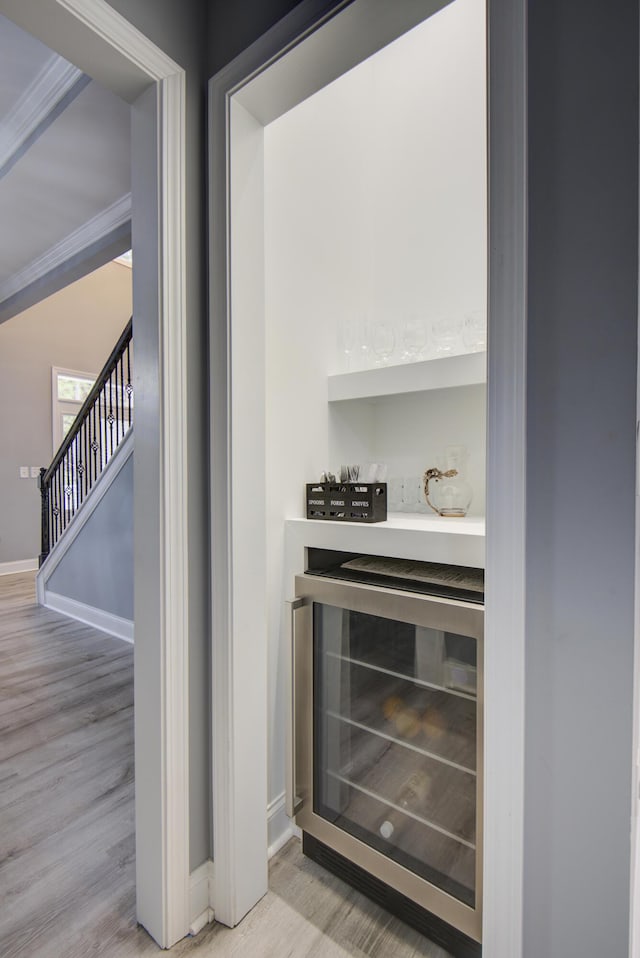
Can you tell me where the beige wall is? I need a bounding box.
[0,260,132,564]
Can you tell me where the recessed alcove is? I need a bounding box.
[227,0,487,834]
[211,0,526,940]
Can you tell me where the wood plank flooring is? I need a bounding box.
[0,572,453,958]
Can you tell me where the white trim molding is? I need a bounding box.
[0,0,191,949]
[267,792,295,860]
[0,558,38,576]
[50,4,190,947]
[210,1,527,953]
[58,0,184,81]
[483,0,527,956]
[0,54,84,170]
[0,193,131,305]
[189,860,215,937]
[42,590,133,642]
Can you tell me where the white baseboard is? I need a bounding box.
[0,558,38,576]
[268,792,295,859]
[43,591,134,642]
[189,804,292,934]
[189,859,215,936]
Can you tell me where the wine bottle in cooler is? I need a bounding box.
[377,769,432,841]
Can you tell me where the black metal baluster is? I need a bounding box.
[66,449,72,523]
[77,426,82,507]
[99,386,105,468]
[94,401,99,482]
[49,473,54,555]
[77,430,83,508]
[88,408,92,492]
[39,469,49,566]
[38,318,132,565]
[50,471,54,552]
[91,404,96,488]
[82,419,87,502]
[54,464,60,542]
[56,468,60,547]
[121,353,126,437]
[114,368,118,449]
[53,471,57,549]
[116,358,121,445]
[57,463,62,538]
[58,465,62,543]
[62,454,68,530]
[67,450,72,525]
[126,341,132,429]
[73,435,78,514]
[109,371,115,459]
[104,381,109,464]
[77,422,84,504]
[101,391,105,467]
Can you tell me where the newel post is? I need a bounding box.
[38,467,49,567]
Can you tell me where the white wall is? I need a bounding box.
[262,0,486,820]
[329,386,486,515]
[0,261,132,564]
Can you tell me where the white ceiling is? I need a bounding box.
[0,13,131,322]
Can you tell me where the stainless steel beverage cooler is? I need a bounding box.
[287,562,483,956]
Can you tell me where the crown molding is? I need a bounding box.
[0,54,85,171]
[0,192,131,305]
[57,0,182,80]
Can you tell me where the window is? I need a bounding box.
[52,368,96,454]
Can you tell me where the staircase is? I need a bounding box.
[39,318,133,566]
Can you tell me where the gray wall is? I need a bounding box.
[525,2,638,955]
[208,0,301,73]
[47,450,133,619]
[0,262,131,564]
[207,0,341,74]
[104,0,211,872]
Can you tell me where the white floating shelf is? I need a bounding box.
[327,351,487,403]
[285,513,485,569]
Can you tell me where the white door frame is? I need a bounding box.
[0,0,190,947]
[209,0,527,953]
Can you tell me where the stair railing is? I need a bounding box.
[39,317,133,566]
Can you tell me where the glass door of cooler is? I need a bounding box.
[312,600,480,910]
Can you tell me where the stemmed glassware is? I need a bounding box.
[338,308,485,372]
[370,319,396,366]
[431,315,462,357]
[400,315,427,362]
[338,316,358,372]
[462,310,486,352]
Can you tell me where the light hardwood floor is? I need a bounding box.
[0,572,452,958]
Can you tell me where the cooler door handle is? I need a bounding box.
[286,597,305,819]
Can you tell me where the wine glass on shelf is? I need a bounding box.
[338,316,358,372]
[357,314,373,370]
[462,309,487,353]
[371,319,396,367]
[400,315,427,363]
[431,315,462,357]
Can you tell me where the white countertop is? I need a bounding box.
[285,513,485,569]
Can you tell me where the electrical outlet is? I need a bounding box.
[19,466,29,479]
[30,467,40,478]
